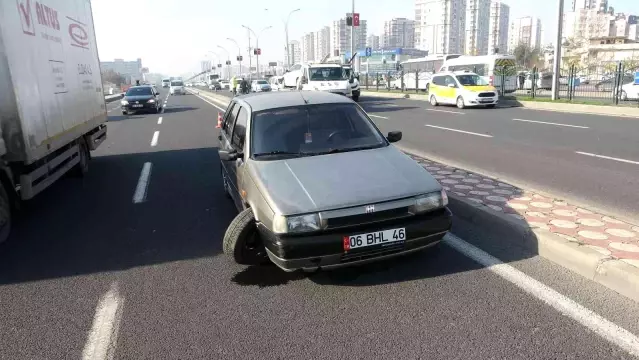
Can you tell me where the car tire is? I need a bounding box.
[352,92,360,102]
[72,137,90,177]
[620,90,628,101]
[485,104,496,109]
[223,208,268,265]
[429,95,438,106]
[0,183,12,245]
[456,96,465,109]
[122,110,128,115]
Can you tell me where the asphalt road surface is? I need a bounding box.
[1,88,639,360]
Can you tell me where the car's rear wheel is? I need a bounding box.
[223,208,268,265]
[429,95,438,106]
[0,184,12,245]
[456,96,465,109]
[620,90,628,101]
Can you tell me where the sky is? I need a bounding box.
[91,0,636,76]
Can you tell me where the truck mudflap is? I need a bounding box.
[87,124,107,151]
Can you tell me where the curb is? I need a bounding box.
[192,86,639,302]
[104,94,123,103]
[441,165,639,303]
[361,91,639,117]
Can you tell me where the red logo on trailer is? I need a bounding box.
[353,13,360,27]
[67,16,89,49]
[17,0,36,36]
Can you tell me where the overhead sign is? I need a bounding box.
[353,13,360,27]
[365,47,372,57]
[226,60,231,65]
[236,55,243,61]
[217,64,222,68]
[268,62,277,66]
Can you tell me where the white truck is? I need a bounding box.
[323,54,361,101]
[0,0,108,243]
[296,63,352,98]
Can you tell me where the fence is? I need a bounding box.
[362,61,639,107]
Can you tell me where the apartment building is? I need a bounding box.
[330,14,367,56]
[382,18,416,48]
[488,0,510,54]
[367,34,380,50]
[508,16,542,51]
[301,32,315,63]
[465,0,490,55]
[314,26,331,60]
[414,0,466,54]
[286,40,301,65]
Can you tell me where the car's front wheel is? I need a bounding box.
[456,96,465,109]
[430,95,438,106]
[223,208,268,265]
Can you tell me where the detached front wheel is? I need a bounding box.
[223,208,268,265]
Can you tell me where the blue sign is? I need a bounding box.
[635,72,639,85]
[365,47,372,57]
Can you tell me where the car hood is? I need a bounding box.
[124,95,154,101]
[248,146,442,215]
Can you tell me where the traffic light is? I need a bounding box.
[226,60,231,65]
[346,16,352,26]
[236,55,243,61]
[253,48,261,55]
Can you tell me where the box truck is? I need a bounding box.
[0,0,108,243]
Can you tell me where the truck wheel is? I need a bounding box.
[0,184,11,244]
[223,208,268,265]
[73,138,90,177]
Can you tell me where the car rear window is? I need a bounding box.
[126,87,152,96]
[171,81,183,86]
[251,103,386,158]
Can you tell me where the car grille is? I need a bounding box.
[326,207,411,229]
[341,243,405,263]
[478,92,496,97]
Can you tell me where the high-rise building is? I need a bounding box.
[488,0,510,54]
[287,40,301,65]
[301,32,315,62]
[314,26,331,60]
[100,58,143,81]
[465,0,490,55]
[414,0,466,55]
[330,14,367,57]
[508,16,542,52]
[382,18,416,48]
[367,34,380,49]
[572,0,607,12]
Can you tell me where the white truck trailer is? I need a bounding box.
[0,0,107,243]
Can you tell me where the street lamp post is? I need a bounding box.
[217,45,231,79]
[242,25,272,80]
[227,38,242,77]
[265,8,300,68]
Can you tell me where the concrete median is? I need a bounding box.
[105,93,123,103]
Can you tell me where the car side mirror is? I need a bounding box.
[447,83,456,88]
[219,149,241,161]
[387,131,402,143]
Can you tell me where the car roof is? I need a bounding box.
[434,71,478,77]
[236,91,352,112]
[128,85,153,89]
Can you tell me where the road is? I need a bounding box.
[343,94,639,221]
[1,88,639,359]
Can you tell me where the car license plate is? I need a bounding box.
[132,104,143,108]
[343,228,406,251]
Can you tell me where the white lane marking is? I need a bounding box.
[426,108,466,115]
[150,131,159,147]
[132,162,152,204]
[369,114,389,119]
[157,117,163,125]
[425,124,493,138]
[82,282,124,360]
[513,118,589,129]
[575,151,639,166]
[188,90,227,111]
[444,233,639,357]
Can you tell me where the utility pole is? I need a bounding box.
[551,0,564,100]
[350,0,355,60]
[248,30,252,81]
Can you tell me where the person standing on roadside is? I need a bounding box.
[231,76,238,96]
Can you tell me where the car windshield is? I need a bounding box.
[456,74,489,86]
[171,81,183,86]
[126,87,153,96]
[251,103,386,159]
[309,67,346,81]
[257,80,268,84]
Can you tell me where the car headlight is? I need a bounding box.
[148,99,155,103]
[121,100,128,105]
[273,213,321,234]
[410,190,448,214]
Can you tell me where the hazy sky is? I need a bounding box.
[91,0,636,75]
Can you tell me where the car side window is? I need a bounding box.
[222,103,236,133]
[432,76,443,86]
[224,104,241,138]
[445,76,457,87]
[231,107,248,150]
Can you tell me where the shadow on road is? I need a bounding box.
[0,147,236,285]
[108,114,146,122]
[163,106,199,114]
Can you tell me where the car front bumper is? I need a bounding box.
[122,102,158,112]
[257,208,452,272]
[466,96,499,106]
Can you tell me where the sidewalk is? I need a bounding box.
[361,90,639,117]
[191,87,639,302]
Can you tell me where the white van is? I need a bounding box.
[297,63,352,97]
[162,79,170,88]
[439,55,518,93]
[169,80,185,95]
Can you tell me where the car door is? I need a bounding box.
[227,106,249,210]
[219,102,241,204]
[443,75,458,104]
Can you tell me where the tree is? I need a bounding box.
[513,43,541,69]
[101,69,125,86]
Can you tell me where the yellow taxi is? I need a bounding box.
[428,71,499,109]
